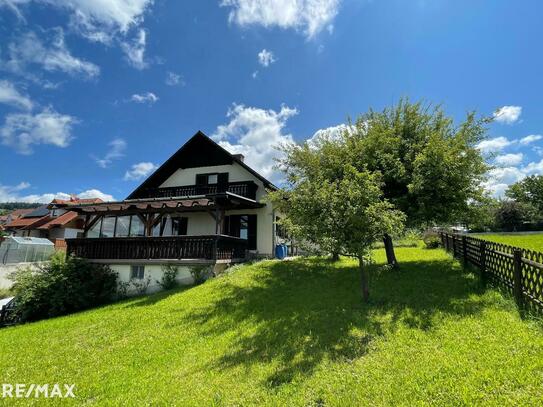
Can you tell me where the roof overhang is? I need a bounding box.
[69,193,264,216]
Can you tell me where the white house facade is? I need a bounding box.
[66,131,287,292]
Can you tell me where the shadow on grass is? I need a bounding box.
[122,285,193,308]
[171,255,490,388]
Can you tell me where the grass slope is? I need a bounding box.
[0,248,542,405]
[472,233,543,252]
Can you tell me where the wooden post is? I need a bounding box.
[462,235,467,264]
[513,249,524,308]
[480,241,487,287]
[452,234,456,258]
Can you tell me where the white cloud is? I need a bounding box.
[493,105,522,124]
[483,158,543,198]
[124,161,158,181]
[520,134,542,145]
[494,153,523,167]
[2,30,100,79]
[476,136,514,153]
[258,49,275,67]
[92,138,127,168]
[120,28,147,69]
[165,71,184,86]
[130,92,158,104]
[0,183,114,203]
[77,189,115,201]
[252,70,258,78]
[212,103,298,182]
[220,0,341,39]
[0,80,33,110]
[523,159,543,176]
[0,108,77,154]
[2,0,154,43]
[307,123,353,147]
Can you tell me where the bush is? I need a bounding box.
[130,275,151,295]
[190,265,212,285]
[422,230,441,249]
[0,288,13,299]
[158,264,179,290]
[9,256,118,322]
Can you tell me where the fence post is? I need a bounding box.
[452,235,456,258]
[462,235,467,264]
[480,241,487,287]
[513,249,524,308]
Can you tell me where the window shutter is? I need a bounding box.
[247,214,257,250]
[180,217,188,235]
[222,215,230,235]
[217,172,229,192]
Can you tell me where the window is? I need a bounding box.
[207,174,218,184]
[239,215,248,240]
[153,215,188,236]
[223,214,257,250]
[115,216,130,237]
[130,265,145,280]
[87,217,102,238]
[101,217,116,238]
[129,216,145,237]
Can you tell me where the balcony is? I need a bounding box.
[137,181,258,200]
[66,235,248,261]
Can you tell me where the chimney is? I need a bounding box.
[233,153,245,162]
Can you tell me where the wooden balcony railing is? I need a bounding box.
[66,235,247,261]
[138,181,258,200]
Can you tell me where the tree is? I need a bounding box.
[461,195,499,232]
[495,200,538,232]
[506,175,543,214]
[270,164,404,301]
[343,100,489,263]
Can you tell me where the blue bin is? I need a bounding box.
[282,244,288,258]
[275,244,286,259]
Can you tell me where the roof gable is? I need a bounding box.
[127,131,276,199]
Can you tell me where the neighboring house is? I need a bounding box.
[66,131,287,291]
[4,198,104,249]
[0,208,35,230]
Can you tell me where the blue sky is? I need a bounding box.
[0,0,542,202]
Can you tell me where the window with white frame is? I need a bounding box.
[130,265,145,280]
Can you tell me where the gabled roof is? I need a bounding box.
[127,131,277,199]
[37,211,79,230]
[6,208,34,218]
[6,215,50,229]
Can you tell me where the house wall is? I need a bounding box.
[160,162,268,200]
[109,264,193,294]
[49,227,82,240]
[159,162,276,256]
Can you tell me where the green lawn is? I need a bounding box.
[1,247,542,405]
[472,233,543,252]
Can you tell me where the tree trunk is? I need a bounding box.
[383,233,399,269]
[359,256,370,302]
[331,252,340,261]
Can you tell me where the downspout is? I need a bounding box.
[271,208,276,258]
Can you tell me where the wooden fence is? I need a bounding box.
[440,232,543,313]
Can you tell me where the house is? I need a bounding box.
[66,131,287,291]
[4,198,104,250]
[0,208,35,229]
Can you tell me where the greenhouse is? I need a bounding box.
[0,236,54,264]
